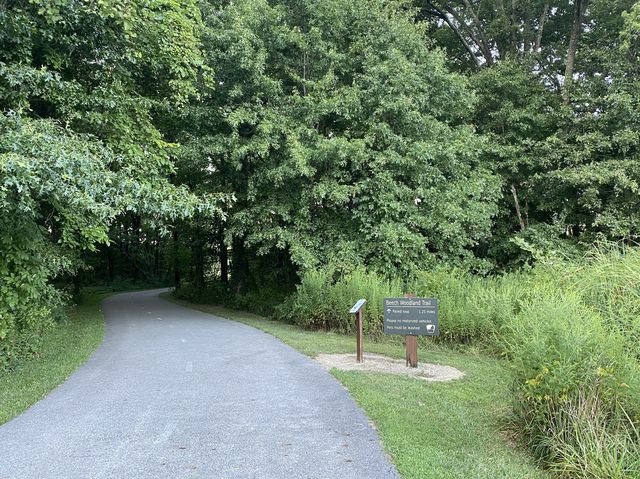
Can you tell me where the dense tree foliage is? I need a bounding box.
[181,0,500,290]
[1,0,639,474]
[1,0,639,358]
[0,0,223,364]
[421,0,640,264]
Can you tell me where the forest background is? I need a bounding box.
[2,1,640,477]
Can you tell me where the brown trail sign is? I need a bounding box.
[383,294,439,367]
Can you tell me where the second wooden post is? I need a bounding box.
[349,299,367,363]
[356,309,363,363]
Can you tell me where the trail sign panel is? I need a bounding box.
[349,299,367,314]
[383,297,439,336]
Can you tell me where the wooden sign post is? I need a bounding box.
[349,299,367,363]
[404,293,418,367]
[382,295,439,368]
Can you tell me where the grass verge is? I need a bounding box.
[164,294,550,479]
[0,289,108,425]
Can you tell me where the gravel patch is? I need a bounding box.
[316,353,465,382]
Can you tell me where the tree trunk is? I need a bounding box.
[444,3,493,66]
[510,0,518,54]
[511,184,526,231]
[130,214,140,282]
[230,236,250,294]
[154,236,159,279]
[193,240,204,289]
[219,226,228,285]
[173,229,181,288]
[461,0,494,65]
[535,3,550,52]
[563,0,589,103]
[422,2,482,68]
[105,244,114,282]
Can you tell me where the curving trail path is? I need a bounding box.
[0,289,398,479]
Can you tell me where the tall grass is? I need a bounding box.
[543,388,640,479]
[502,289,639,476]
[276,247,640,478]
[410,269,524,345]
[275,268,402,335]
[563,246,640,357]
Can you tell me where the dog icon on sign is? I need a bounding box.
[426,324,436,334]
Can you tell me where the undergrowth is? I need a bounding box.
[271,246,640,478]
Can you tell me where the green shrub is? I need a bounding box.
[543,388,640,479]
[275,269,334,329]
[174,282,230,304]
[275,268,402,336]
[175,282,289,316]
[503,290,640,476]
[274,248,640,477]
[228,287,289,316]
[564,246,640,358]
[410,270,524,345]
[0,283,65,371]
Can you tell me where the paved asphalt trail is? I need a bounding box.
[0,289,398,479]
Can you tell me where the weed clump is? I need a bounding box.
[275,247,640,477]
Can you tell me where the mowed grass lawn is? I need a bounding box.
[0,290,107,425]
[1,289,550,479]
[165,295,550,479]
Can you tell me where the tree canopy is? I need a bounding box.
[188,0,500,281]
[1,0,639,358]
[0,0,223,362]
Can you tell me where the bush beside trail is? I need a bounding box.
[274,269,403,335]
[274,247,640,478]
